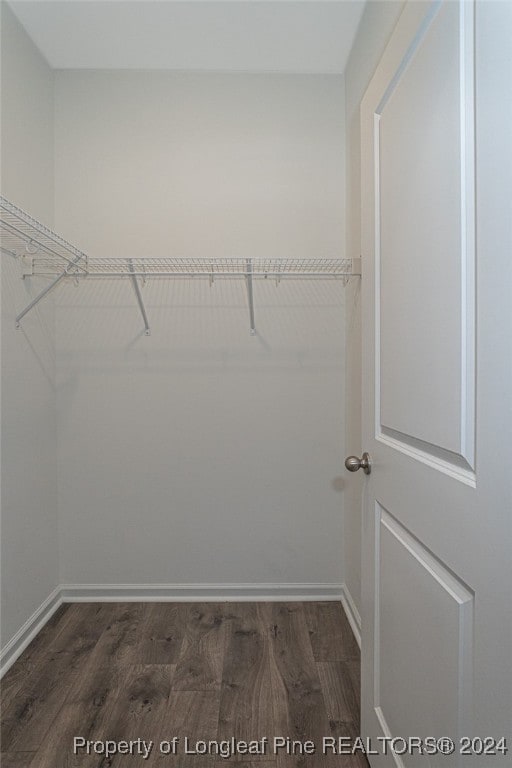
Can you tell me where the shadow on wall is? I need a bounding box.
[331,476,346,492]
[54,278,347,365]
[2,258,56,389]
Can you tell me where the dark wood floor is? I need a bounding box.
[1,602,368,767]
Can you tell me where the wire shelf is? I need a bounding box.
[1,195,359,334]
[0,196,88,273]
[24,256,354,280]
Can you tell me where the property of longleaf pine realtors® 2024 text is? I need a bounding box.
[73,736,509,760]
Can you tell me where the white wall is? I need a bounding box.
[343,1,404,615]
[0,3,58,649]
[54,72,347,588]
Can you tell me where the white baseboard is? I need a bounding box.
[0,582,345,678]
[340,582,362,648]
[0,587,62,678]
[60,583,344,602]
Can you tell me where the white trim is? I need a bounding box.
[0,582,346,678]
[0,587,62,678]
[60,583,344,602]
[376,433,477,488]
[340,582,362,649]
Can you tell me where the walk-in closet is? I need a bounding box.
[1,2,511,766]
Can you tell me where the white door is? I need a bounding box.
[358,2,512,766]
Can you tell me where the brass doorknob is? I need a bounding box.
[345,452,371,475]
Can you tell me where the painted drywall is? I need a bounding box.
[54,72,347,587]
[0,3,57,649]
[343,1,405,615]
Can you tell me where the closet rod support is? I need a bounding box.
[128,259,151,336]
[15,254,84,329]
[246,258,256,335]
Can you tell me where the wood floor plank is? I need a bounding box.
[345,661,360,725]
[86,603,143,667]
[45,604,112,657]
[99,664,174,767]
[316,662,359,727]
[1,647,86,752]
[267,604,337,768]
[1,664,32,724]
[21,662,171,768]
[303,603,359,662]
[28,670,123,767]
[173,604,228,691]
[155,690,220,766]
[26,701,112,768]
[1,604,116,752]
[19,605,71,665]
[218,604,275,753]
[136,603,186,664]
[0,753,35,767]
[1,606,71,718]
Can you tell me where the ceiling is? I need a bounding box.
[7,1,365,74]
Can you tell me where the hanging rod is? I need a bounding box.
[1,195,360,334]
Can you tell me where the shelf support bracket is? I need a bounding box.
[245,258,256,335]
[128,259,151,336]
[15,254,84,329]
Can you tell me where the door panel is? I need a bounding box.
[378,1,474,464]
[376,0,475,472]
[359,2,512,766]
[376,505,473,765]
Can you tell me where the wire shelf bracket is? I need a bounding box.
[128,258,151,336]
[245,258,256,336]
[1,195,360,335]
[15,254,85,329]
